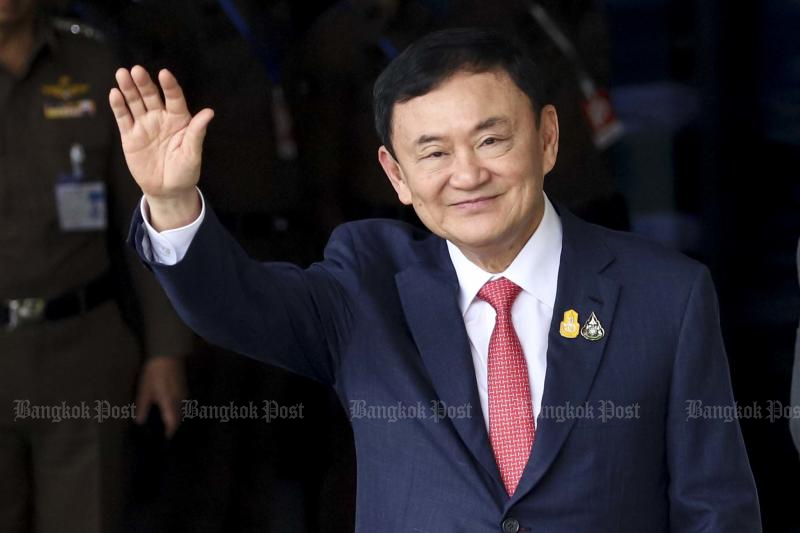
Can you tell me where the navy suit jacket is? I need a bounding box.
[130,203,761,532]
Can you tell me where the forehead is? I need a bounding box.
[390,70,533,144]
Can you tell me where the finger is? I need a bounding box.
[159,399,179,439]
[184,108,215,156]
[158,69,190,116]
[131,65,164,112]
[134,388,152,425]
[108,88,133,134]
[115,67,147,118]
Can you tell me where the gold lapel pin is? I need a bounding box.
[559,309,580,339]
[580,312,605,341]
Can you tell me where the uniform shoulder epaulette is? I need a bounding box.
[51,18,106,43]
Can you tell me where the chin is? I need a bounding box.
[447,228,503,250]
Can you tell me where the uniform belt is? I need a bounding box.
[1,272,114,331]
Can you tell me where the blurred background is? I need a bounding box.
[2,0,799,531]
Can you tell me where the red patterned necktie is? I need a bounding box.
[478,277,535,496]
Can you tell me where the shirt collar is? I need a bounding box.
[447,194,563,316]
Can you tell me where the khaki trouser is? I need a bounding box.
[0,301,139,533]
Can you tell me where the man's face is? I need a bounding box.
[0,0,37,30]
[378,69,559,263]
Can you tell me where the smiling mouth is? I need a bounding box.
[451,194,501,208]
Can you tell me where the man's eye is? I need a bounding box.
[425,151,445,159]
[481,137,500,146]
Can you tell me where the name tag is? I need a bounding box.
[54,181,107,231]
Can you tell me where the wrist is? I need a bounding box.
[145,189,201,231]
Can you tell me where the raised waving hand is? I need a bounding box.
[109,66,214,230]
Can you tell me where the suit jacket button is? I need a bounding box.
[501,517,520,533]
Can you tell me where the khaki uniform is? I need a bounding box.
[0,18,191,533]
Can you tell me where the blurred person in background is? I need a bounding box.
[88,2,355,531]
[0,1,191,532]
[297,0,435,235]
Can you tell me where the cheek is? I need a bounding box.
[410,188,448,225]
[500,155,543,189]
[407,174,445,205]
[411,193,436,217]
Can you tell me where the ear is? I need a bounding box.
[539,104,559,175]
[378,146,413,205]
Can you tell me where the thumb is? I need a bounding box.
[184,108,214,156]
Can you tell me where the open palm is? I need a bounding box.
[109,66,214,199]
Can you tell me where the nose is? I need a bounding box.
[449,149,490,189]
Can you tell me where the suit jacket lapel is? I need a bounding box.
[395,237,505,497]
[508,206,620,508]
[395,206,621,506]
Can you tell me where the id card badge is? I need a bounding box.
[55,180,107,231]
[54,143,107,231]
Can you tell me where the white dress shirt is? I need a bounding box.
[142,192,563,432]
[447,196,562,431]
[140,189,206,266]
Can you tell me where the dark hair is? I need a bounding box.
[373,27,547,157]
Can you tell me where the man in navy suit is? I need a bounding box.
[110,29,761,532]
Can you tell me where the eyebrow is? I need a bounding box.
[474,116,509,132]
[413,116,510,147]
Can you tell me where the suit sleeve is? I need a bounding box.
[666,266,762,532]
[128,204,356,385]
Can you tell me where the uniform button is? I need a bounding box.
[161,247,172,256]
[501,517,520,533]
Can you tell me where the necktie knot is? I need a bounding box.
[477,277,521,315]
